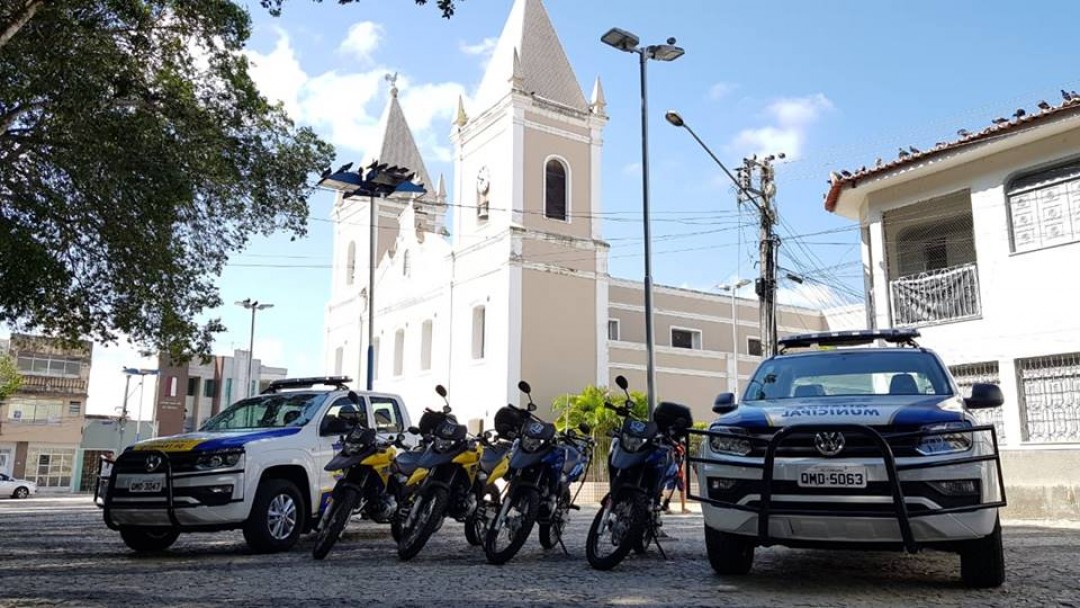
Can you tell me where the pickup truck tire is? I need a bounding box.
[960,517,1005,588]
[243,479,305,554]
[705,526,755,575]
[119,527,180,552]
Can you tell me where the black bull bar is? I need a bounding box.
[99,449,182,530]
[684,423,1006,553]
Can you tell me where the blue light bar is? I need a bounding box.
[777,328,921,351]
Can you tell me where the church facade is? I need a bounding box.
[323,0,832,425]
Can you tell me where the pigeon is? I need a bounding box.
[1062,89,1072,101]
[898,148,910,158]
[909,146,921,154]
[1014,108,1026,119]
[992,117,1009,125]
[858,165,867,173]
[1073,90,1080,101]
[320,166,332,179]
[1038,100,1052,111]
[840,170,853,178]
[935,141,948,148]
[957,129,971,137]
[875,158,884,167]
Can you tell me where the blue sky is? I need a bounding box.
[75,0,1080,415]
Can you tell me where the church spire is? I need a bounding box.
[590,76,606,115]
[370,73,432,196]
[474,0,587,114]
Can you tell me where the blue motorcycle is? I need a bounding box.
[483,380,594,565]
[585,375,692,570]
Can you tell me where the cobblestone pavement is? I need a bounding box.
[2,496,1079,608]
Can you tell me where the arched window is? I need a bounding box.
[345,241,356,286]
[544,158,568,221]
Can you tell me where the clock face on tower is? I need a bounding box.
[476,166,490,195]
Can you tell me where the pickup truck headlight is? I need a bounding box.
[195,449,244,470]
[708,426,752,456]
[916,422,973,456]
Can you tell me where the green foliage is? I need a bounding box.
[0,1,335,359]
[551,384,648,439]
[259,0,461,18]
[0,354,20,402]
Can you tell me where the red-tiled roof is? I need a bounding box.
[824,93,1080,212]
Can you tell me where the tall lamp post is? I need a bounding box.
[129,368,159,442]
[236,299,274,398]
[716,279,751,395]
[317,160,426,390]
[601,27,685,420]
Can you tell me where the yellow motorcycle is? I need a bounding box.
[463,405,527,546]
[397,385,493,560]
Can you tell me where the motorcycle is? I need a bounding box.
[585,375,692,570]
[396,384,493,561]
[464,421,516,547]
[312,403,418,560]
[484,380,594,565]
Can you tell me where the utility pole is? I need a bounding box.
[738,155,782,358]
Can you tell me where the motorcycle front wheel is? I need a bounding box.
[397,485,448,561]
[312,487,359,560]
[483,487,539,565]
[465,485,498,546]
[586,492,645,570]
[539,487,571,549]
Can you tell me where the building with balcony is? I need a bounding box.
[0,334,92,491]
[153,350,287,436]
[824,94,1080,519]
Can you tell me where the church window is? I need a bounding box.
[544,159,568,221]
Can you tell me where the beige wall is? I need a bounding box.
[520,120,593,241]
[521,237,597,274]
[520,269,598,417]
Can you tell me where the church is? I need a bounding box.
[322,0,831,425]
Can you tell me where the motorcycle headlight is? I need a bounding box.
[708,426,752,457]
[620,435,647,453]
[521,436,544,453]
[916,422,973,456]
[196,449,244,470]
[434,437,458,453]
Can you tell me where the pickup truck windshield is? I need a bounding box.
[201,392,329,431]
[743,350,953,402]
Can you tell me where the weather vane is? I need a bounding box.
[385,72,398,97]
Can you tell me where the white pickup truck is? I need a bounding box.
[100,376,412,554]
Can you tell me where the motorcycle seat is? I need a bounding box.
[393,450,423,476]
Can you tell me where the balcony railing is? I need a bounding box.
[889,263,981,327]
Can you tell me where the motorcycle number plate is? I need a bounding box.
[127,474,164,493]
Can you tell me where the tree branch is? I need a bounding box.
[0,0,46,51]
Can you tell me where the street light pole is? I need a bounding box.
[236,299,274,398]
[717,279,751,395]
[602,27,684,420]
[368,193,377,391]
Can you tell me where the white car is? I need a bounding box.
[693,329,1007,588]
[99,376,412,554]
[0,473,37,499]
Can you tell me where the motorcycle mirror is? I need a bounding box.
[615,375,628,391]
[396,433,405,443]
[442,405,452,414]
[518,380,532,394]
[347,390,361,405]
[435,385,447,398]
[528,402,537,412]
[579,422,591,435]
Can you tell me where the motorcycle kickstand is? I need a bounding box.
[650,521,669,561]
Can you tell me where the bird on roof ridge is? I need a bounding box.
[1038,100,1052,111]
[1014,108,1026,119]
[957,128,971,138]
[898,148,910,158]
[909,146,921,154]
[992,117,1009,125]
[875,158,884,167]
[1061,89,1071,101]
[840,169,853,177]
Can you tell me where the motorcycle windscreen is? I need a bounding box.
[608,443,649,470]
[417,448,459,470]
[509,448,547,470]
[325,448,373,472]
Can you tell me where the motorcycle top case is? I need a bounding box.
[654,401,693,436]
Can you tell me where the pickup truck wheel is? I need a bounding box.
[705,525,755,575]
[119,527,180,553]
[243,479,305,554]
[960,517,1005,588]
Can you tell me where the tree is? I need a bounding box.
[0,1,335,359]
[258,0,461,18]
[0,353,20,403]
[552,384,648,440]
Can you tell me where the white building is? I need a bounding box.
[825,95,1080,519]
[324,0,833,426]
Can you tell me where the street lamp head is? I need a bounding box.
[601,27,640,52]
[664,110,685,127]
[785,273,805,284]
[256,303,274,311]
[648,43,685,62]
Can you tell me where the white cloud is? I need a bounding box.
[775,281,853,310]
[728,93,834,159]
[708,81,738,101]
[244,28,469,165]
[253,337,286,367]
[460,37,497,57]
[338,21,383,64]
[85,340,159,420]
[622,162,642,176]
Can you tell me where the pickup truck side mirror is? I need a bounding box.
[712,392,737,415]
[965,383,1004,409]
[407,426,421,435]
[320,416,354,436]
